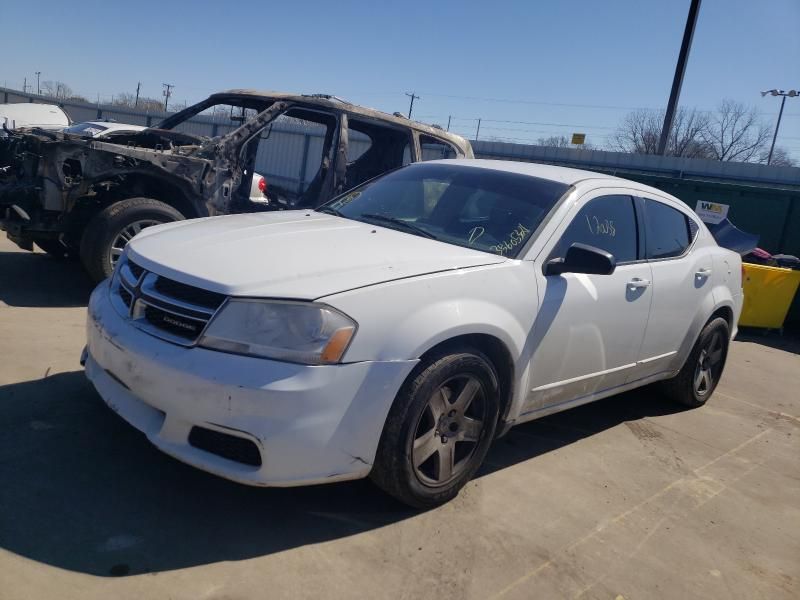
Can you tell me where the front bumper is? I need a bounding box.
[84,282,418,487]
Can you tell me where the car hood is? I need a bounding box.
[126,211,506,299]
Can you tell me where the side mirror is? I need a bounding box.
[545,243,616,276]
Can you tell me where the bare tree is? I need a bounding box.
[40,80,73,100]
[611,107,710,158]
[701,99,771,162]
[535,135,595,149]
[112,92,167,113]
[758,147,797,168]
[536,135,571,147]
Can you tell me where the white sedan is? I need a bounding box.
[83,159,743,508]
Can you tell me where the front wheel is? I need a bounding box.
[660,317,730,408]
[370,348,500,509]
[79,197,184,282]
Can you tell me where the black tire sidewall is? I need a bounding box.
[689,318,730,404]
[80,198,183,282]
[666,317,730,407]
[373,349,500,508]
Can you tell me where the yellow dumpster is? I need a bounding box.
[740,263,800,330]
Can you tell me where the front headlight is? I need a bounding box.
[199,299,357,365]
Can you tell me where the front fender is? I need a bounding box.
[322,264,537,364]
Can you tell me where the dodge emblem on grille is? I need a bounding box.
[161,314,198,332]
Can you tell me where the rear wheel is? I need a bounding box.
[371,349,500,509]
[79,197,184,282]
[660,317,730,407]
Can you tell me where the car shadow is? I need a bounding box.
[735,328,800,355]
[0,370,687,577]
[0,250,94,307]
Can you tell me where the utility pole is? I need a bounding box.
[475,118,482,141]
[405,92,420,118]
[761,89,798,165]
[446,115,451,131]
[135,82,141,108]
[768,95,786,166]
[657,0,701,156]
[162,83,174,112]
[23,77,27,94]
[35,71,41,95]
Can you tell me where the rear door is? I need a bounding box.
[635,197,712,379]
[525,192,653,411]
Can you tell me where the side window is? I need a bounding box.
[419,135,457,161]
[644,199,691,259]
[552,195,638,263]
[344,119,414,188]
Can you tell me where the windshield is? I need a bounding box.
[64,122,109,137]
[320,163,569,258]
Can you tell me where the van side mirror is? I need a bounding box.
[544,243,616,276]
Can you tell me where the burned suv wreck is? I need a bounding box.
[0,90,472,281]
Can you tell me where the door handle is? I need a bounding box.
[628,278,651,289]
[695,268,712,277]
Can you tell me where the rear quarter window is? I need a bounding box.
[419,135,458,160]
[644,199,693,259]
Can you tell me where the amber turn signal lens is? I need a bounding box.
[320,327,356,363]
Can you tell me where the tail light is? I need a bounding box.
[258,176,267,194]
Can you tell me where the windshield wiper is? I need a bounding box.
[359,213,437,240]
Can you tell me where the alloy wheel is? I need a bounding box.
[694,330,725,396]
[109,219,161,269]
[412,374,487,487]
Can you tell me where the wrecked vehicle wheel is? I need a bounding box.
[80,197,184,282]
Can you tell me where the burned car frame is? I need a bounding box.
[0,90,473,280]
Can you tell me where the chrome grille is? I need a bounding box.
[112,257,227,346]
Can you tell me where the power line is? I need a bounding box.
[416,91,800,118]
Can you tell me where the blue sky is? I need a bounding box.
[2,0,798,156]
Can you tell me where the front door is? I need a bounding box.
[525,193,652,412]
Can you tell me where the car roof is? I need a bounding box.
[209,89,470,152]
[428,158,673,195]
[0,103,70,128]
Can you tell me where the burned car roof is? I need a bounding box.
[163,89,472,152]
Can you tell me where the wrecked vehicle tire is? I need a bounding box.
[80,197,184,282]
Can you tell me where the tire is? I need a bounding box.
[660,317,730,408]
[370,348,500,509]
[79,197,184,282]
